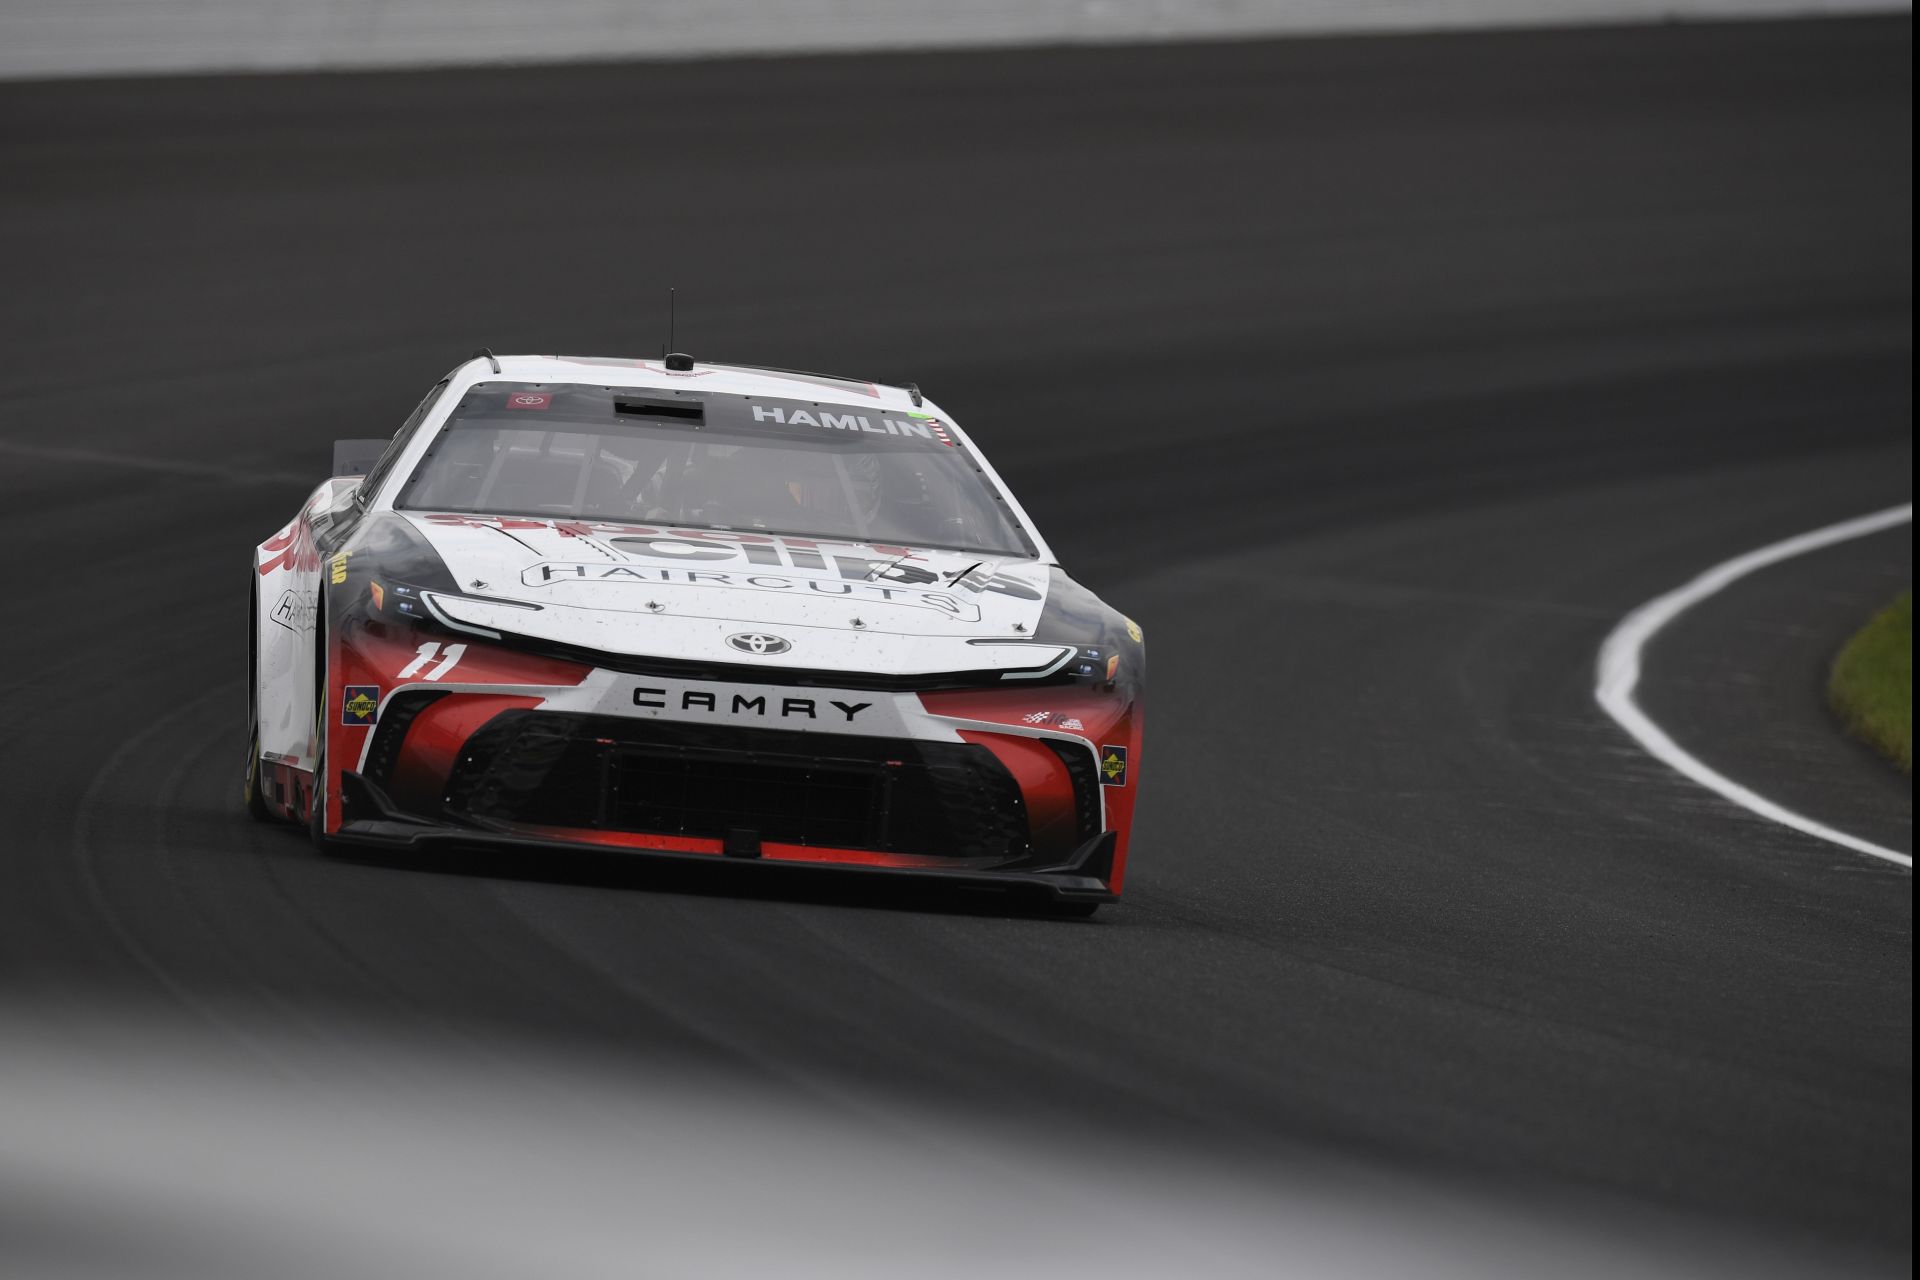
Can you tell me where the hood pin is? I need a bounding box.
[646,600,665,613]
[850,617,867,629]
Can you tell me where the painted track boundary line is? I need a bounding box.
[1596,503,1914,868]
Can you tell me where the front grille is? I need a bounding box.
[440,712,1029,860]
[1043,738,1103,844]
[361,690,447,786]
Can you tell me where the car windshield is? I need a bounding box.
[392,383,1034,557]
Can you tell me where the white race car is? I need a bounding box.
[247,353,1143,911]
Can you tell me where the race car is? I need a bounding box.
[246,352,1143,912]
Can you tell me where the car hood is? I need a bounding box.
[396,513,1062,678]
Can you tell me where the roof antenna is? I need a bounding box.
[471,347,501,375]
[662,287,695,371]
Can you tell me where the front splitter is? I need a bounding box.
[327,816,1119,907]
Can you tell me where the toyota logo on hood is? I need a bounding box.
[726,632,792,656]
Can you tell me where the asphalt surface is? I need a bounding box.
[0,14,1911,1264]
[1643,519,1912,855]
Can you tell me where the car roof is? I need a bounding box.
[473,354,929,415]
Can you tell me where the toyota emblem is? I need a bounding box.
[727,632,792,656]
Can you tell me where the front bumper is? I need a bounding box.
[322,617,1141,898]
[333,768,1119,904]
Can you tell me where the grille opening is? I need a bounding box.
[1042,737,1103,844]
[614,398,704,422]
[361,690,448,788]
[440,713,1029,861]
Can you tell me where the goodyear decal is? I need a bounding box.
[1125,617,1143,644]
[1099,744,1128,787]
[329,551,350,585]
[341,685,380,726]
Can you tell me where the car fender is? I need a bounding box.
[254,479,357,772]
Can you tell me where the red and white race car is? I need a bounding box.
[247,353,1143,912]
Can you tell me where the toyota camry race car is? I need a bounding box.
[247,353,1143,911]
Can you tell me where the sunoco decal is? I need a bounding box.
[341,685,380,726]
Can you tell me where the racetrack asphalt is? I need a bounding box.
[0,14,1910,1266]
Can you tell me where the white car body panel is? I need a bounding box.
[253,478,355,767]
[404,514,1057,674]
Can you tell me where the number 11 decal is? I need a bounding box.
[397,641,467,681]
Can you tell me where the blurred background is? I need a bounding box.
[0,2,1910,1276]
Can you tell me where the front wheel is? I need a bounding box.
[307,605,344,856]
[307,728,338,854]
[242,723,273,822]
[243,581,274,822]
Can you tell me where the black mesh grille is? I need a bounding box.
[361,690,447,789]
[440,712,1030,860]
[1043,738,1103,844]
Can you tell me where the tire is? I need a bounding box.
[307,597,343,856]
[308,720,338,855]
[242,723,274,822]
[243,580,273,822]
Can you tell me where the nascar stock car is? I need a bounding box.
[247,352,1144,911]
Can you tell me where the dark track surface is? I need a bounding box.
[1644,520,1912,854]
[0,15,1911,1258]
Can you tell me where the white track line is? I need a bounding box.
[1596,502,1914,868]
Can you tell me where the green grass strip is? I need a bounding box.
[1829,590,1912,774]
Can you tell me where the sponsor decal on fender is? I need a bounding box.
[268,588,317,634]
[341,685,380,726]
[1099,745,1129,787]
[329,551,350,586]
